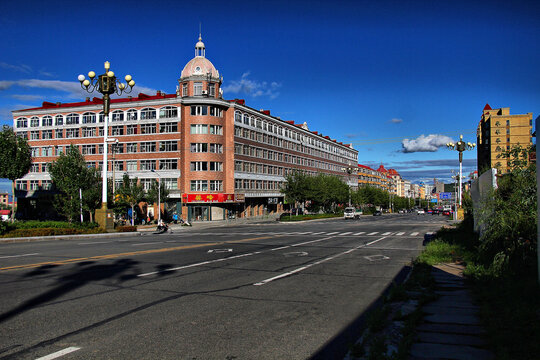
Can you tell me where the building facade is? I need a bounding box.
[12,36,358,222]
[477,104,533,174]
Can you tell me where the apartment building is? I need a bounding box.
[12,36,358,222]
[477,104,533,174]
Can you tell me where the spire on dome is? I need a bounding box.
[195,31,206,57]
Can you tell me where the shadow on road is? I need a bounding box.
[308,265,412,360]
[0,259,139,324]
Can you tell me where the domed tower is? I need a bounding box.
[178,35,222,98]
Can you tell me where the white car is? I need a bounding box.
[344,207,363,219]
[417,209,425,215]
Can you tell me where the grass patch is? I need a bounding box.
[416,239,469,265]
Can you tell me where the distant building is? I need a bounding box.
[0,193,8,207]
[477,104,533,174]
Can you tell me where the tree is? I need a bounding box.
[0,126,32,221]
[146,179,170,220]
[115,174,145,225]
[281,171,310,207]
[48,145,101,222]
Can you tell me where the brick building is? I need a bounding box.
[11,36,358,222]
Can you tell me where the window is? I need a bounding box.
[54,146,64,156]
[190,143,208,152]
[17,118,28,128]
[82,144,96,155]
[42,130,53,139]
[111,110,124,121]
[66,128,79,138]
[190,106,208,116]
[30,117,39,127]
[140,108,156,120]
[55,115,63,126]
[42,147,53,156]
[140,142,156,152]
[140,179,152,191]
[111,125,124,136]
[98,112,104,123]
[209,125,222,135]
[83,112,96,124]
[191,124,208,134]
[159,106,178,119]
[235,111,242,123]
[160,122,177,133]
[194,82,202,96]
[30,163,39,172]
[127,109,137,121]
[243,114,249,125]
[126,143,138,153]
[126,125,138,135]
[209,106,222,117]
[159,141,178,152]
[30,180,39,190]
[30,131,40,140]
[190,180,208,191]
[82,128,95,137]
[163,178,178,190]
[113,161,124,171]
[42,116,53,127]
[42,180,52,190]
[140,160,156,170]
[141,123,156,134]
[208,84,215,96]
[209,143,223,153]
[16,181,27,190]
[209,180,223,191]
[182,83,188,97]
[209,162,223,171]
[126,160,137,171]
[159,159,178,170]
[190,161,208,171]
[66,113,79,125]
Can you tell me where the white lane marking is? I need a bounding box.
[340,232,352,236]
[396,232,405,236]
[0,253,39,259]
[354,232,365,235]
[35,347,81,360]
[411,232,419,236]
[132,242,162,246]
[207,248,233,253]
[138,235,336,277]
[382,232,392,236]
[254,236,388,286]
[311,232,325,235]
[326,232,339,235]
[78,241,110,245]
[296,232,311,235]
[368,232,379,235]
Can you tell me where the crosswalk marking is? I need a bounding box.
[382,232,392,236]
[326,232,339,235]
[367,232,379,235]
[181,230,426,237]
[340,232,352,236]
[353,232,365,235]
[411,232,419,236]
[396,232,405,236]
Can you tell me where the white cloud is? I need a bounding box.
[10,94,43,101]
[401,134,454,153]
[390,118,403,124]
[0,62,32,74]
[222,72,281,99]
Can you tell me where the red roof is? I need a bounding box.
[377,165,388,173]
[483,103,492,111]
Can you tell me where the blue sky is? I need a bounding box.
[1,0,539,195]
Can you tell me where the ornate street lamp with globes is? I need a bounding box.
[446,135,475,208]
[78,61,135,231]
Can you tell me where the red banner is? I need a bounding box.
[182,193,238,203]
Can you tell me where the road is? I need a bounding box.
[0,213,448,360]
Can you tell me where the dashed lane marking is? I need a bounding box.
[35,347,81,360]
[0,253,39,259]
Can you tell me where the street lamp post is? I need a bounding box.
[78,62,135,231]
[151,169,161,224]
[447,135,476,207]
[342,165,357,207]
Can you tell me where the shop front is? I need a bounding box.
[181,193,244,222]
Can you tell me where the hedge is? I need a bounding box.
[1,227,104,238]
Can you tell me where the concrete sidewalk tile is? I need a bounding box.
[424,313,480,326]
[417,331,488,347]
[416,323,486,336]
[410,342,494,360]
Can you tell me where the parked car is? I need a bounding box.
[373,210,382,216]
[417,209,425,215]
[442,210,452,216]
[344,207,363,220]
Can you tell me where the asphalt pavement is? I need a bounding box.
[0,213,449,360]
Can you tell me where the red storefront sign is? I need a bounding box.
[182,193,241,203]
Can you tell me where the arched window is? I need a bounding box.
[16,117,28,128]
[30,117,39,127]
[66,113,80,125]
[83,112,96,124]
[235,111,242,123]
[250,117,255,127]
[141,108,156,120]
[159,106,178,119]
[111,110,124,122]
[126,109,137,121]
[243,114,249,125]
[256,118,262,129]
[55,115,63,126]
[42,116,53,127]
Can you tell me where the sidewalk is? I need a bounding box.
[409,263,494,360]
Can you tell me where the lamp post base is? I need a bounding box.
[95,204,115,232]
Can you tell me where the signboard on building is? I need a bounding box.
[182,193,236,203]
[267,197,278,204]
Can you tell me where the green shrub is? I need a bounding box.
[12,220,99,229]
[0,220,14,235]
[1,227,103,238]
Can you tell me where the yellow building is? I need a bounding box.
[477,104,533,173]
